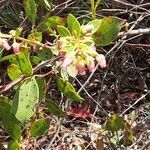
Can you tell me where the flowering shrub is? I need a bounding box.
[51,14,107,78]
[0,0,128,148]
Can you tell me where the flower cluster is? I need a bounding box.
[0,38,20,54]
[52,25,106,77]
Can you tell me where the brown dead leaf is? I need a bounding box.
[96,137,104,150]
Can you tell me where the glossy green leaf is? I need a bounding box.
[2,113,21,141]
[7,64,22,80]
[16,49,33,76]
[47,100,65,117]
[28,32,42,42]
[25,0,37,25]
[93,17,121,46]
[8,140,20,150]
[105,114,124,132]
[30,56,41,65]
[15,27,23,37]
[36,77,46,101]
[57,25,71,37]
[56,76,83,102]
[37,16,65,31]
[0,96,12,117]
[12,77,39,123]
[0,54,16,63]
[30,119,49,137]
[67,14,81,36]
[45,16,65,29]
[37,48,53,61]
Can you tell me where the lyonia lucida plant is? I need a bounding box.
[51,14,106,78]
[0,3,125,147]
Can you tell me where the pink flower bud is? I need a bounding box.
[96,54,106,68]
[3,42,11,51]
[77,64,86,75]
[87,60,95,72]
[62,56,74,68]
[60,52,66,61]
[0,39,11,50]
[12,42,20,54]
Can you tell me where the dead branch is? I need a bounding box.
[118,28,150,37]
[0,57,60,94]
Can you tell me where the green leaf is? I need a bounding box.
[30,56,41,65]
[29,119,49,137]
[47,100,65,117]
[15,28,23,37]
[0,54,16,63]
[16,48,33,76]
[67,14,81,36]
[28,32,42,42]
[12,77,39,123]
[25,0,37,25]
[87,19,102,34]
[7,64,22,80]
[93,17,121,46]
[57,25,71,37]
[37,16,65,32]
[0,96,12,117]
[56,76,83,102]
[37,48,53,61]
[2,113,21,141]
[36,77,46,101]
[67,65,78,78]
[45,16,65,29]
[8,140,20,150]
[105,114,124,132]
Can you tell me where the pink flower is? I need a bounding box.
[60,52,66,61]
[77,64,86,75]
[96,54,106,68]
[12,42,20,54]
[0,39,11,50]
[87,60,95,72]
[62,55,74,68]
[3,42,11,51]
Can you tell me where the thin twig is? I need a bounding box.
[123,43,150,48]
[0,57,59,94]
[121,91,150,115]
[118,28,150,37]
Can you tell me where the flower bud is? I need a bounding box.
[77,64,86,75]
[96,54,106,68]
[12,42,20,54]
[62,55,74,68]
[0,39,11,50]
[3,42,11,51]
[87,60,95,72]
